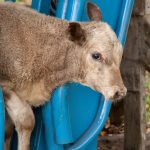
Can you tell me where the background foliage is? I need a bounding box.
[146,72,150,122]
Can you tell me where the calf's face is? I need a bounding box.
[68,3,127,101]
[83,23,127,101]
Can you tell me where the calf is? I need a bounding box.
[0,2,127,150]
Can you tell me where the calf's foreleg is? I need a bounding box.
[4,90,35,150]
[4,110,14,150]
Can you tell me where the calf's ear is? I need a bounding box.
[67,22,86,45]
[87,2,102,21]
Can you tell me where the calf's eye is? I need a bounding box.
[92,52,101,60]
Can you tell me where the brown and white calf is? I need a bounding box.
[0,2,127,150]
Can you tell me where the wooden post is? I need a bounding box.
[107,0,150,149]
[121,0,147,149]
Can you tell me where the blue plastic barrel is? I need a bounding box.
[0,88,5,150]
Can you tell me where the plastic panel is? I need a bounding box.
[0,88,5,150]
[32,0,51,15]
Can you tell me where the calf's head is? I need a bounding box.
[66,3,127,101]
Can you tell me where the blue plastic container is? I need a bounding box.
[1,0,134,150]
[0,88,5,150]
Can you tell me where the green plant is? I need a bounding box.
[145,72,150,122]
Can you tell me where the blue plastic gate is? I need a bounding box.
[0,0,134,150]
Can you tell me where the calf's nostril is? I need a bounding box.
[114,91,120,99]
[111,86,127,100]
[113,88,127,100]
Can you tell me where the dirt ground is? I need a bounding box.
[98,133,150,150]
[97,121,150,150]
